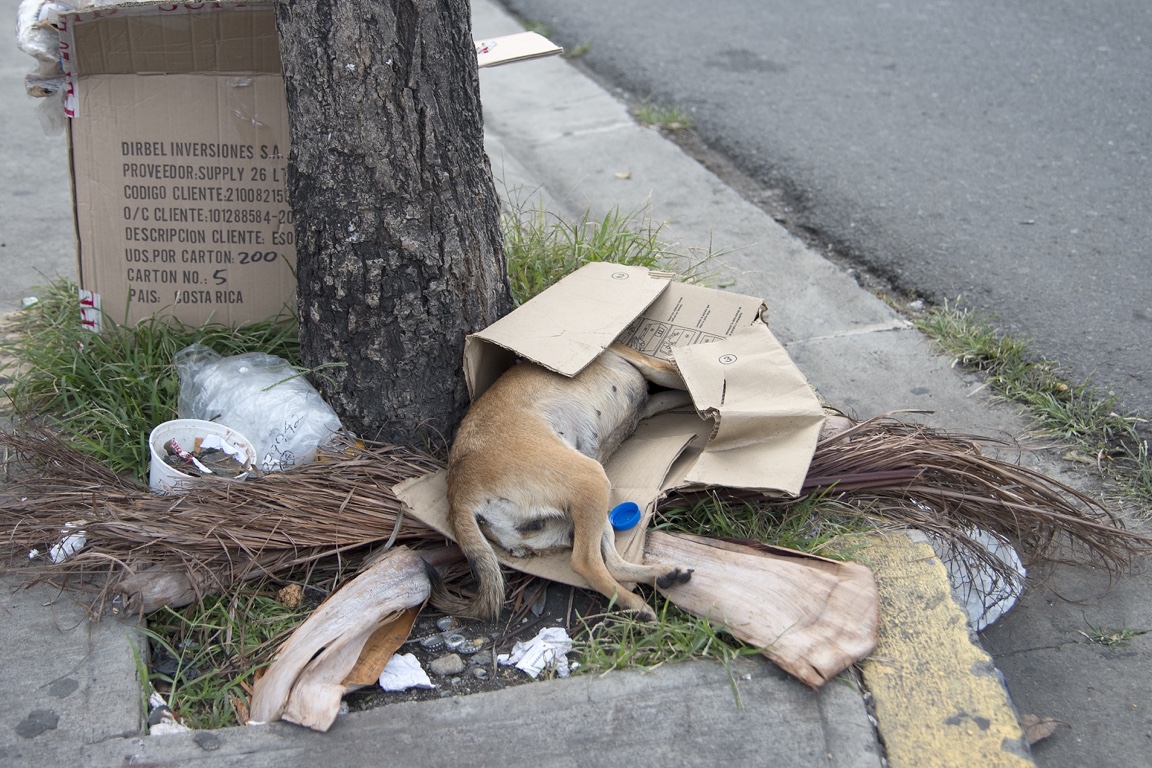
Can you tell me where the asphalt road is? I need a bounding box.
[498,0,1152,421]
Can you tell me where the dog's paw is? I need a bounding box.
[656,568,694,589]
[626,606,658,623]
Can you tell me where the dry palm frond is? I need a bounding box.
[0,429,447,609]
[686,413,1149,581]
[3,413,1148,612]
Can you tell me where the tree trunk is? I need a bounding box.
[275,0,511,447]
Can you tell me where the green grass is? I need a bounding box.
[502,200,712,304]
[655,491,871,558]
[1078,619,1148,648]
[915,298,1152,508]
[0,281,298,483]
[563,41,593,59]
[632,98,694,131]
[141,586,309,730]
[573,593,760,706]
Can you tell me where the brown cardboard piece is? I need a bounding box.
[58,2,561,328]
[396,261,827,588]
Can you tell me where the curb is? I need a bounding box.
[861,533,1033,767]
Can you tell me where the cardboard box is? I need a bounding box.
[57,2,560,328]
[397,262,827,586]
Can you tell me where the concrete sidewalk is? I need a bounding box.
[5,0,1147,765]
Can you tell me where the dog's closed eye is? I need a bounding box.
[516,519,546,535]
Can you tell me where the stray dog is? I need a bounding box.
[433,343,695,620]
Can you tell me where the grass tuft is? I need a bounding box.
[501,198,712,304]
[655,491,873,559]
[915,298,1152,510]
[142,586,310,730]
[0,281,298,482]
[573,592,759,707]
[632,98,694,131]
[1078,618,1148,649]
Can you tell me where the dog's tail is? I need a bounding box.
[429,506,506,620]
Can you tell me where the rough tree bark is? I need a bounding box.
[275,0,512,447]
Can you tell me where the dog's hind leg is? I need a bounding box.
[600,521,694,590]
[563,460,660,618]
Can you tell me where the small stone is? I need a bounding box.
[470,650,493,666]
[471,666,489,681]
[15,710,58,738]
[193,731,222,751]
[277,584,304,609]
[48,678,79,699]
[429,653,465,676]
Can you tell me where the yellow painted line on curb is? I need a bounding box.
[860,533,1033,767]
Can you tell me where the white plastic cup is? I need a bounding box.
[148,419,257,494]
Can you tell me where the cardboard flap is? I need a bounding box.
[64,3,281,77]
[469,262,671,381]
[604,415,701,563]
[674,327,825,496]
[656,414,715,492]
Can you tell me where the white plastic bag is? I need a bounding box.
[175,345,343,472]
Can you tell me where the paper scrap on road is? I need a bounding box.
[378,653,435,692]
[498,627,573,678]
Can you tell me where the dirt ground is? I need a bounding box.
[345,579,613,709]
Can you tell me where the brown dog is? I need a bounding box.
[433,343,694,620]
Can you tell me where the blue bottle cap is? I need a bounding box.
[609,501,642,531]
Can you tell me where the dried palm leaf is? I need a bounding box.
[679,412,1150,585]
[0,429,447,609]
[3,412,1147,613]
